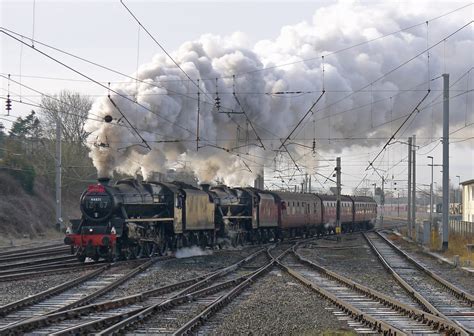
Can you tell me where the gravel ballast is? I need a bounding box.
[205,270,355,335]
[385,232,473,294]
[0,270,91,306]
[298,234,423,309]
[99,247,263,300]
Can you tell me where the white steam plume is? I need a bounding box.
[84,1,473,185]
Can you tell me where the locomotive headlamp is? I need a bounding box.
[111,227,116,235]
[89,228,93,232]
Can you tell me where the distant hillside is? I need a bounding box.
[0,172,80,238]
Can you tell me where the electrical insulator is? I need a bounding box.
[5,95,12,114]
[312,139,316,153]
[215,96,221,111]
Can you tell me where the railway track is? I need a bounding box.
[0,258,114,282]
[1,247,271,335]
[168,243,296,336]
[0,246,70,264]
[0,243,63,257]
[0,255,76,272]
[363,231,474,334]
[277,246,467,335]
[0,258,164,333]
[32,235,361,335]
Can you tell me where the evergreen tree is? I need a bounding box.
[9,111,42,138]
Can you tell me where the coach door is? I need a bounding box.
[306,202,310,225]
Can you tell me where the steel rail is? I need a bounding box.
[0,249,266,335]
[0,274,214,335]
[0,257,148,282]
[173,259,274,335]
[0,256,78,273]
[55,275,252,336]
[291,247,468,335]
[0,243,64,258]
[0,266,108,317]
[278,260,407,336]
[362,232,444,316]
[0,262,106,282]
[363,232,473,334]
[95,248,269,335]
[172,245,294,335]
[375,231,474,305]
[0,258,165,333]
[0,247,70,263]
[54,257,166,313]
[0,233,362,335]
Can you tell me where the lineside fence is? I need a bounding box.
[449,219,474,236]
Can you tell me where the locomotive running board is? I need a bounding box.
[125,218,174,222]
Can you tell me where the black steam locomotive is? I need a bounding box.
[65,178,377,261]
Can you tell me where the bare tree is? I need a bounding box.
[39,90,96,200]
[40,90,92,145]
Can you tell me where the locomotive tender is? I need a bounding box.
[65,177,377,261]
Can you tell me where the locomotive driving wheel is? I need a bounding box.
[155,225,167,256]
[141,241,156,258]
[125,244,141,260]
[231,231,244,247]
[77,253,86,263]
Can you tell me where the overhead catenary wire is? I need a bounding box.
[107,95,151,150]
[353,68,474,192]
[2,17,471,160]
[120,0,213,104]
[2,5,470,189]
[119,2,261,148]
[366,89,431,171]
[0,29,254,158]
[278,91,325,150]
[13,2,474,87]
[1,74,467,95]
[232,76,265,149]
[290,21,473,144]
[0,27,235,114]
[0,92,272,171]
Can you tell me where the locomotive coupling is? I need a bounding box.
[102,236,111,247]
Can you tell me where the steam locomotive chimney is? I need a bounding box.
[98,177,111,185]
[146,172,163,182]
[253,173,264,189]
[200,183,210,192]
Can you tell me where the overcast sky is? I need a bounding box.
[0,0,473,194]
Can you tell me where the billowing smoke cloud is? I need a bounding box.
[84,1,473,185]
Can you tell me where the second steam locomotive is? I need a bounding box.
[65,178,377,261]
